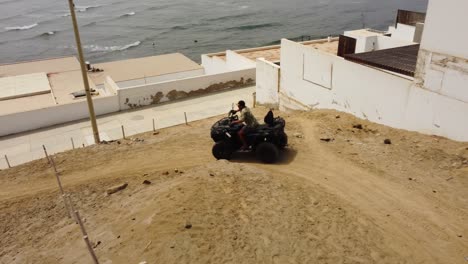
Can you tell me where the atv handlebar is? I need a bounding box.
[228,110,239,121]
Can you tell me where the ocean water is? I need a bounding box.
[0,0,428,64]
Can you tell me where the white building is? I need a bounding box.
[256,1,468,142]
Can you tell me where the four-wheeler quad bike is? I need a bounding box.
[210,109,288,163]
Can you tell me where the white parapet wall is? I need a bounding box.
[0,94,120,136]
[256,58,280,107]
[202,50,256,75]
[119,68,255,110]
[201,54,230,75]
[115,68,205,89]
[226,50,256,71]
[278,39,468,141]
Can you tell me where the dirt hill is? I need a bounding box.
[0,108,467,264]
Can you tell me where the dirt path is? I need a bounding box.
[257,112,468,263]
[0,108,466,264]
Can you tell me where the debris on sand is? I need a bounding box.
[320,138,333,142]
[106,183,128,195]
[353,124,363,129]
[143,180,152,185]
[153,131,160,135]
[294,133,303,138]
[384,139,392,145]
[185,222,192,229]
[162,171,169,175]
[93,241,101,248]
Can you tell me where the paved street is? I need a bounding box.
[0,87,255,169]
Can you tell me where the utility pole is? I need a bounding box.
[68,0,100,144]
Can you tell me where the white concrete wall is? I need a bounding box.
[104,76,119,95]
[256,58,280,106]
[409,0,468,141]
[0,95,119,136]
[420,0,468,59]
[119,68,255,110]
[115,68,205,88]
[226,50,256,71]
[202,51,255,75]
[279,39,468,141]
[201,54,230,74]
[391,23,416,42]
[415,50,468,104]
[376,36,416,50]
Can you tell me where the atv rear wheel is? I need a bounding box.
[212,141,233,160]
[256,142,279,163]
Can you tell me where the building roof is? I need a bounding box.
[0,57,100,116]
[0,73,51,101]
[0,53,201,116]
[0,57,80,77]
[211,38,339,63]
[344,44,420,77]
[88,53,203,85]
[344,29,385,38]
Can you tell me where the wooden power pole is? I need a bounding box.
[68,0,100,144]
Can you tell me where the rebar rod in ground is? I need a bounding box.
[66,194,78,224]
[42,145,51,163]
[152,118,156,132]
[184,112,188,125]
[4,154,11,168]
[74,210,99,264]
[121,125,126,139]
[50,157,72,218]
[71,138,75,149]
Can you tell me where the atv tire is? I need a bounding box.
[256,142,279,164]
[212,141,233,160]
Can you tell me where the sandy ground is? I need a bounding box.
[0,108,467,264]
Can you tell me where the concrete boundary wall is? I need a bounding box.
[119,68,255,110]
[201,55,230,74]
[0,95,119,136]
[0,68,255,136]
[279,39,468,141]
[115,68,205,88]
[256,58,280,107]
[226,50,256,70]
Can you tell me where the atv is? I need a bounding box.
[210,109,288,163]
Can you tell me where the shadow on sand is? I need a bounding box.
[230,147,298,165]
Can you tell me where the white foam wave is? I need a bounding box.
[85,41,141,52]
[5,23,38,31]
[75,5,102,12]
[47,31,55,35]
[61,13,71,17]
[240,5,249,9]
[125,12,136,16]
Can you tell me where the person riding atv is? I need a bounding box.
[230,100,259,150]
[210,103,288,163]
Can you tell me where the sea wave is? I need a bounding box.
[206,13,254,22]
[84,41,141,52]
[226,23,281,31]
[123,12,136,16]
[75,5,103,12]
[5,23,38,31]
[40,31,55,36]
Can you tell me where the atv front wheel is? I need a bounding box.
[256,142,279,163]
[212,141,233,160]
